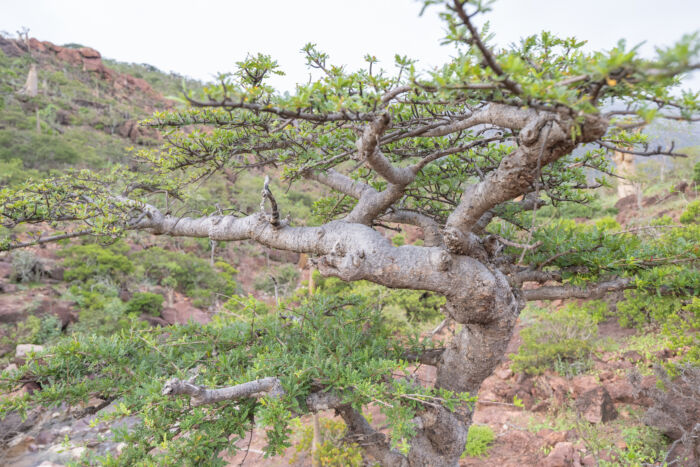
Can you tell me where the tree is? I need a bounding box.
[1,1,698,466]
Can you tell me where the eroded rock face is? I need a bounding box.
[0,36,169,109]
[575,387,618,424]
[0,400,140,467]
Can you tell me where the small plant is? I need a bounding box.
[461,424,495,458]
[126,292,164,316]
[391,233,406,246]
[291,417,363,466]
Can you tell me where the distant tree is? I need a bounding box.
[1,1,698,465]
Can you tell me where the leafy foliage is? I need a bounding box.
[59,242,134,285]
[461,424,495,458]
[290,417,363,466]
[134,247,238,307]
[126,292,164,317]
[0,294,473,465]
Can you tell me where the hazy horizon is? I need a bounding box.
[2,0,698,91]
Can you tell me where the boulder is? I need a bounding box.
[161,301,210,325]
[35,429,59,446]
[543,442,575,467]
[41,41,60,52]
[605,379,644,405]
[622,350,643,363]
[140,313,169,327]
[78,47,100,59]
[56,47,82,65]
[534,372,571,407]
[0,261,14,279]
[576,387,618,423]
[0,295,27,323]
[571,374,598,397]
[538,429,570,447]
[494,366,513,380]
[28,37,47,52]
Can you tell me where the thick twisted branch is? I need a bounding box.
[522,277,633,301]
[162,377,284,406]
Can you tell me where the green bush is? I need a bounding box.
[0,158,40,187]
[0,313,62,349]
[126,292,164,316]
[67,289,140,336]
[693,161,700,184]
[134,247,238,307]
[680,200,700,224]
[511,304,599,376]
[59,242,134,285]
[662,297,700,368]
[36,314,63,344]
[462,424,495,458]
[616,291,683,329]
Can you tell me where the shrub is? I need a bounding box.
[662,297,700,368]
[126,292,164,316]
[10,249,45,283]
[65,286,141,336]
[616,291,682,329]
[3,314,62,347]
[59,242,134,285]
[680,200,700,224]
[133,247,238,306]
[511,304,598,376]
[693,161,700,184]
[462,424,495,458]
[36,314,63,344]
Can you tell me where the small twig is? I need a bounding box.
[260,175,280,227]
[495,235,542,250]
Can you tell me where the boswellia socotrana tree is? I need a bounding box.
[1,1,699,465]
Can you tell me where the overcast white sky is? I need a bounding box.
[1,0,698,92]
